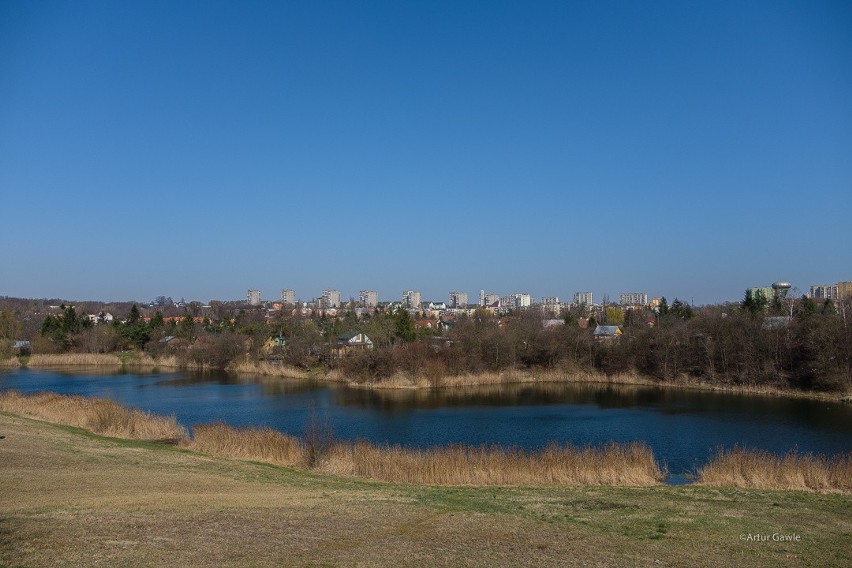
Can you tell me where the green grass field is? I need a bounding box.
[1,411,849,567]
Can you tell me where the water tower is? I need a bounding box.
[772,281,792,299]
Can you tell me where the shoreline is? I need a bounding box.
[1,391,849,494]
[8,352,849,402]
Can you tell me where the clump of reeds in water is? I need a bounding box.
[697,446,852,493]
[0,390,187,442]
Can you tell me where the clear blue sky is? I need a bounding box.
[1,1,850,305]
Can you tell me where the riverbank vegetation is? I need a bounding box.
[0,390,187,442]
[2,391,849,493]
[698,447,852,493]
[189,422,664,486]
[2,293,850,395]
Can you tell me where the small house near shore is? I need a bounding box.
[335,332,374,356]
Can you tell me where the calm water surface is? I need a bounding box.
[2,368,850,476]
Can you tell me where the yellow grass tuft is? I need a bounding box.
[697,447,852,493]
[0,390,187,442]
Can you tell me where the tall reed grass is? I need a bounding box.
[187,422,306,467]
[697,447,852,493]
[0,390,187,442]
[0,357,21,368]
[226,359,310,379]
[323,440,664,486]
[26,353,124,367]
[183,423,664,486]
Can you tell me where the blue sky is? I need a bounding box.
[1,1,850,305]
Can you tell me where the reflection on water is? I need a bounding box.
[1,367,850,475]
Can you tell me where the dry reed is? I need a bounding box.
[26,353,124,367]
[323,440,664,486]
[183,422,663,486]
[0,390,188,442]
[0,357,21,368]
[186,422,306,467]
[697,447,852,493]
[227,359,310,379]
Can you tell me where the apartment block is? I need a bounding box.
[321,289,341,308]
[573,291,593,306]
[247,289,261,306]
[483,293,501,307]
[280,289,296,305]
[359,290,378,308]
[619,292,648,307]
[402,290,421,309]
[448,291,468,308]
[809,284,838,302]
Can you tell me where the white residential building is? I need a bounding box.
[619,292,649,307]
[448,291,468,308]
[540,296,560,306]
[574,291,593,306]
[810,284,839,301]
[321,289,341,308]
[280,289,296,305]
[247,289,261,306]
[498,293,532,309]
[402,290,421,309]
[359,290,378,307]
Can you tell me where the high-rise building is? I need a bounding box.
[483,293,501,306]
[402,290,421,309]
[448,291,468,308]
[838,281,852,301]
[810,284,838,301]
[321,289,341,308]
[507,293,532,308]
[280,289,296,305]
[619,292,648,307]
[540,297,560,306]
[247,289,261,306]
[573,291,593,306]
[359,290,378,307]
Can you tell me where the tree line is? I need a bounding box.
[1,294,850,393]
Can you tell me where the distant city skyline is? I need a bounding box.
[1,2,849,305]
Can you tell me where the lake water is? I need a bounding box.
[2,368,851,477]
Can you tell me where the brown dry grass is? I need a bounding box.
[325,367,657,390]
[0,356,21,368]
[184,422,664,486]
[226,358,310,379]
[697,447,852,493]
[0,390,187,442]
[26,352,124,367]
[324,440,664,486]
[187,422,306,467]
